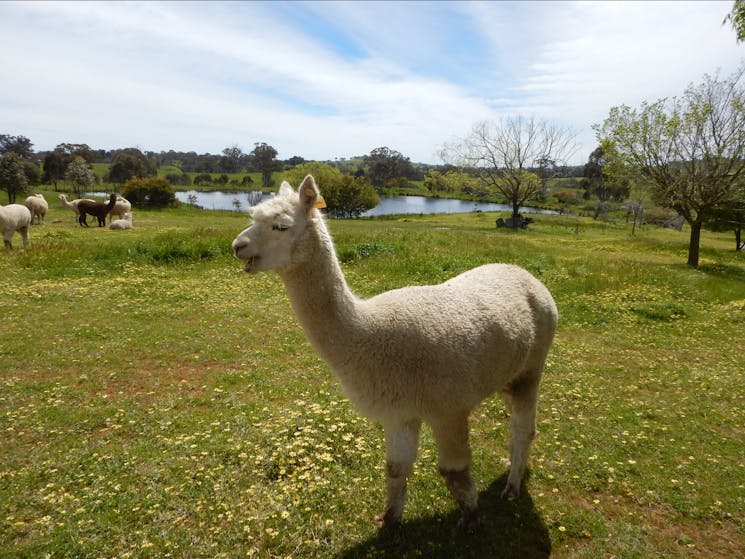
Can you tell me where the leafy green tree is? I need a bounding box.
[366,147,415,189]
[0,134,34,160]
[583,143,631,219]
[706,187,745,250]
[65,156,97,197]
[220,144,246,173]
[723,0,745,42]
[442,116,577,226]
[424,170,480,196]
[22,160,41,187]
[107,148,157,183]
[193,173,213,186]
[43,144,97,189]
[164,172,192,186]
[285,156,305,167]
[42,150,66,187]
[596,66,745,266]
[249,142,281,188]
[56,143,97,163]
[122,176,176,209]
[0,152,29,203]
[282,162,379,218]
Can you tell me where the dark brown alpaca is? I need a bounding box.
[77,194,118,227]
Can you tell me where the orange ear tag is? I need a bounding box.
[313,196,327,209]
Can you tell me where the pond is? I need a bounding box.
[170,190,559,216]
[86,190,557,216]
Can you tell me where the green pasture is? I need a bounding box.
[1,204,743,558]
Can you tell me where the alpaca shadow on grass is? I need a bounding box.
[337,473,550,559]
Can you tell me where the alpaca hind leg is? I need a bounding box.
[375,418,421,528]
[502,375,540,500]
[431,413,479,532]
[20,226,29,250]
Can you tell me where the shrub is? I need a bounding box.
[122,176,177,209]
[165,172,192,186]
[282,162,380,218]
[194,173,213,186]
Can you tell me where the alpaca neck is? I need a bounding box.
[278,217,362,362]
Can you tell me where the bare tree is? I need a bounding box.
[442,116,577,227]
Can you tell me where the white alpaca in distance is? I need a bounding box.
[231,175,558,531]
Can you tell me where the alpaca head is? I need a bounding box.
[232,175,325,274]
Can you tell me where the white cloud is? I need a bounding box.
[0,1,742,164]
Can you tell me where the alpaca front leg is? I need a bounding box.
[375,418,421,528]
[431,414,479,532]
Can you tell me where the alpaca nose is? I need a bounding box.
[232,237,250,259]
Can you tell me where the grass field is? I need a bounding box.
[1,203,743,558]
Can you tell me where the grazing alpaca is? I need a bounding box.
[77,193,117,227]
[24,194,48,225]
[0,203,32,249]
[58,194,95,219]
[109,212,133,230]
[108,195,132,223]
[232,175,558,531]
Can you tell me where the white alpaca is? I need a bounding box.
[24,194,48,225]
[0,203,32,249]
[58,194,95,218]
[232,176,558,531]
[108,195,132,223]
[109,212,133,230]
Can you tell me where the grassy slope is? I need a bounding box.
[1,205,743,558]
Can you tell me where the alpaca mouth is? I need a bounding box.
[243,255,259,273]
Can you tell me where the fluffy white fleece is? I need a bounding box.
[232,175,558,531]
[1,203,32,249]
[24,194,48,224]
[109,212,133,230]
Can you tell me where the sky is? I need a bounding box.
[1,1,743,165]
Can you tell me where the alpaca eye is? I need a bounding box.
[272,224,290,232]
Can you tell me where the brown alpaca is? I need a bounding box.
[77,194,118,227]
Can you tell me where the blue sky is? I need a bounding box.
[1,1,742,164]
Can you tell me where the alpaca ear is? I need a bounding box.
[299,175,326,211]
[278,181,294,197]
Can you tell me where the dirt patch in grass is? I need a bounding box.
[89,359,238,405]
[556,490,743,559]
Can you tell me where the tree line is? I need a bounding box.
[3,2,745,266]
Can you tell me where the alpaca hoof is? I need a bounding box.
[501,483,520,501]
[457,509,480,534]
[374,510,401,530]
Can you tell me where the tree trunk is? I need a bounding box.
[687,220,703,267]
[736,227,743,251]
[511,201,520,228]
